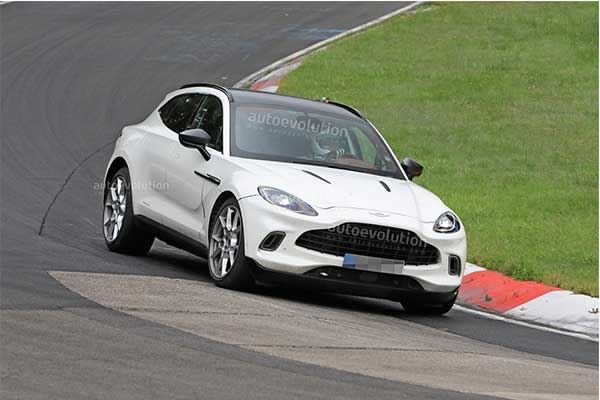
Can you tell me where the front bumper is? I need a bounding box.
[250,263,459,304]
[239,195,467,294]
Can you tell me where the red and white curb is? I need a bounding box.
[460,264,598,337]
[249,60,303,93]
[236,2,599,340]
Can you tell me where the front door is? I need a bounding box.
[164,94,225,240]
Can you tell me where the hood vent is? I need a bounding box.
[379,181,391,192]
[302,170,331,184]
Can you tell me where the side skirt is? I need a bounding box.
[135,215,208,258]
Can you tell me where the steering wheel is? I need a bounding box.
[325,148,345,161]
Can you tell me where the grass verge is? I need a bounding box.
[279,2,599,295]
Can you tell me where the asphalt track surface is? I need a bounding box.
[0,3,598,400]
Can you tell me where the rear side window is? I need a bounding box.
[159,94,205,133]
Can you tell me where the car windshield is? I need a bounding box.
[230,103,403,178]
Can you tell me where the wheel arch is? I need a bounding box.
[105,156,128,183]
[208,191,237,233]
[104,156,141,216]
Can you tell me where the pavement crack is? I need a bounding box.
[38,139,115,236]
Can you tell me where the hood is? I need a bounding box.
[229,158,450,222]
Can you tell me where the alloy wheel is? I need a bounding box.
[103,176,127,242]
[209,205,241,279]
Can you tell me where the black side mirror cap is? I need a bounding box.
[401,157,423,181]
[179,129,211,160]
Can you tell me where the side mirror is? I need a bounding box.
[401,157,423,181]
[179,129,211,161]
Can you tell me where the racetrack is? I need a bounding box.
[0,3,597,400]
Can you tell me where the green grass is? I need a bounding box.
[279,2,599,295]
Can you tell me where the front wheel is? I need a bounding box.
[208,198,254,290]
[400,293,457,316]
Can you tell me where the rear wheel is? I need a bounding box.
[103,167,154,255]
[400,293,457,316]
[208,198,254,290]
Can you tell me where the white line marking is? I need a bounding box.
[454,305,599,342]
[234,1,424,88]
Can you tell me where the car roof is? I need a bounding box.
[228,88,364,121]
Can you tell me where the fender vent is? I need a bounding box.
[379,181,391,192]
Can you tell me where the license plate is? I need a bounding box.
[343,253,405,274]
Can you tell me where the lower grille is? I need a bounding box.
[304,267,424,291]
[296,223,439,266]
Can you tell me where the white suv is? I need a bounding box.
[103,84,466,315]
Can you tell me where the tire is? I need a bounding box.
[400,293,457,316]
[208,197,254,290]
[103,167,154,255]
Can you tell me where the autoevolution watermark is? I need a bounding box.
[328,224,428,248]
[93,181,170,191]
[247,111,349,137]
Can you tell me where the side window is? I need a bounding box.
[159,94,204,133]
[191,95,223,152]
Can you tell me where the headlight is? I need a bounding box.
[434,212,460,233]
[258,186,318,216]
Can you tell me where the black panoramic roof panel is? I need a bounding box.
[229,88,364,121]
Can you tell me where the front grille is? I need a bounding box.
[296,223,439,266]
